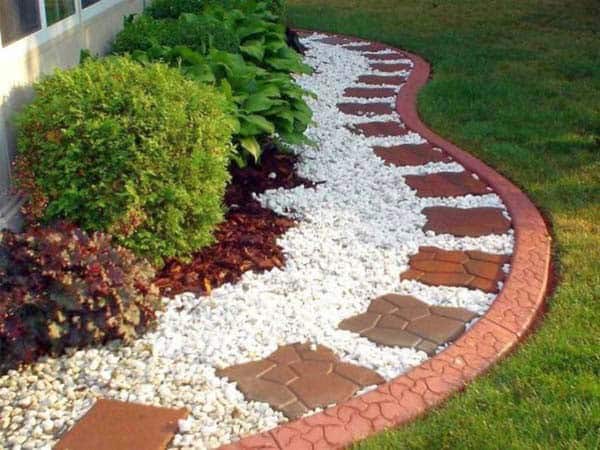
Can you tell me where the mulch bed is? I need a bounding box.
[155,144,314,297]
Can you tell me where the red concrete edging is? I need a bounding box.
[220,31,552,450]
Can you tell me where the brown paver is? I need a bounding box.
[405,171,490,197]
[339,294,477,355]
[364,52,406,61]
[357,74,406,85]
[344,87,398,98]
[350,121,409,137]
[423,206,511,237]
[220,31,551,450]
[370,63,411,73]
[216,343,384,419]
[318,36,361,45]
[345,43,389,52]
[337,102,394,116]
[373,143,452,166]
[54,399,187,450]
[400,246,510,293]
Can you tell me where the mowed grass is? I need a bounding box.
[287,1,600,448]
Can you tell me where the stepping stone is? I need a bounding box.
[337,102,394,116]
[400,246,510,293]
[423,206,511,237]
[339,294,478,355]
[345,43,389,52]
[364,52,406,61]
[358,74,406,85]
[54,399,187,450]
[344,87,397,98]
[351,121,409,137]
[374,143,452,166]
[216,343,384,419]
[405,171,490,197]
[370,63,412,73]
[318,36,361,45]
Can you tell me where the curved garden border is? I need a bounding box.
[221,31,552,450]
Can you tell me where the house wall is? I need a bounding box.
[0,0,146,230]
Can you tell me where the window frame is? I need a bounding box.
[0,0,127,56]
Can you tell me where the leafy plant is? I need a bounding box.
[0,222,161,374]
[131,45,313,165]
[112,13,240,55]
[15,56,234,264]
[145,0,204,19]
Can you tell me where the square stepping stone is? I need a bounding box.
[370,63,411,73]
[344,87,398,98]
[337,102,394,116]
[339,294,478,355]
[357,74,406,85]
[423,206,511,237]
[350,121,409,137]
[216,343,384,419]
[404,171,490,197]
[373,143,452,166]
[54,399,188,450]
[400,246,510,293]
[364,52,407,61]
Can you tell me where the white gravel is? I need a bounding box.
[0,33,514,449]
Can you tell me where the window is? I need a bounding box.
[82,0,101,7]
[44,0,76,25]
[0,0,41,47]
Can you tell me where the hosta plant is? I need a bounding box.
[132,45,313,165]
[0,222,161,374]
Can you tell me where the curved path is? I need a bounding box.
[221,31,551,450]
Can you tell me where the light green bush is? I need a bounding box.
[15,56,234,264]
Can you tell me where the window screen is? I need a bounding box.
[45,0,76,25]
[0,0,42,46]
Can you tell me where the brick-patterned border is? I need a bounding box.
[220,31,552,450]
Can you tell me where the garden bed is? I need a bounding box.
[0,32,529,450]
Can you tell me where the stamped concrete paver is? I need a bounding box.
[357,74,406,85]
[351,121,409,137]
[217,343,384,419]
[423,206,511,237]
[364,52,406,61]
[343,87,397,98]
[400,246,510,293]
[405,171,490,197]
[370,63,411,72]
[54,399,187,450]
[374,143,452,166]
[339,295,477,355]
[337,102,395,116]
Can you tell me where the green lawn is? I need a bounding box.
[287,0,600,448]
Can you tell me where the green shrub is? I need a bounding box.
[112,13,240,55]
[15,56,234,264]
[0,222,161,374]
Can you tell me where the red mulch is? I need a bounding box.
[155,144,314,297]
